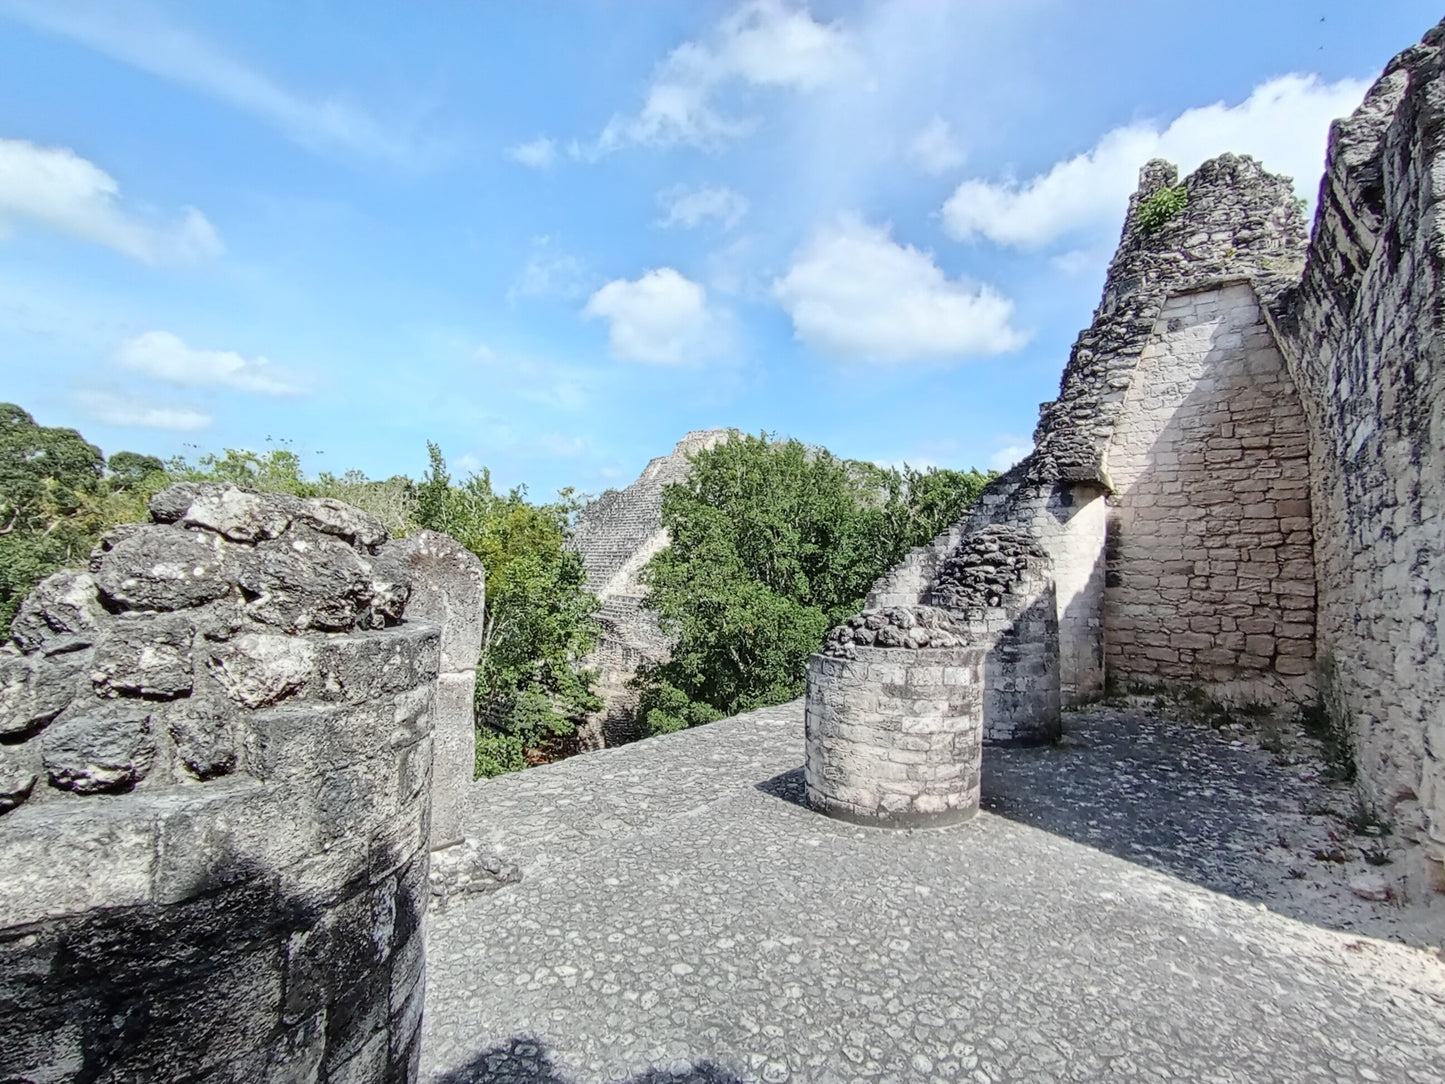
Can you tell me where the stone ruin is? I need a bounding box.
[0,483,482,1084]
[566,428,732,746]
[808,20,1445,901]
[805,527,1059,826]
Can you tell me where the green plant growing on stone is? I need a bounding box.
[1136,184,1188,234]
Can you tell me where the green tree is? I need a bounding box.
[413,444,601,776]
[637,433,990,730]
[0,404,106,628]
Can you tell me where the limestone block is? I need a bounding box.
[0,798,157,925]
[164,701,236,780]
[207,633,316,708]
[0,648,90,737]
[429,672,475,849]
[96,526,237,612]
[239,536,374,633]
[41,708,155,794]
[293,496,389,551]
[91,614,194,700]
[9,571,105,653]
[0,741,39,812]
[384,531,485,673]
[161,483,294,543]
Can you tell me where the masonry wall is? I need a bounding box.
[0,484,440,1083]
[1278,24,1445,888]
[1103,282,1316,702]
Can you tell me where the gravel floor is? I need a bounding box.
[420,700,1445,1084]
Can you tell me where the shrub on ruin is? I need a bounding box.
[1136,184,1188,234]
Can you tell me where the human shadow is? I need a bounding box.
[431,1035,741,1083]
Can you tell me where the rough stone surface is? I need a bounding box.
[420,701,1445,1084]
[857,19,1445,894]
[90,613,195,699]
[95,524,238,612]
[40,707,155,793]
[9,569,105,653]
[1271,21,1445,896]
[566,430,733,747]
[386,531,486,851]
[0,483,453,1084]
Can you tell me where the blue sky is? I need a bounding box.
[0,1,1438,498]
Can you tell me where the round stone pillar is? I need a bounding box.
[804,608,985,827]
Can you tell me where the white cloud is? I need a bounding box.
[942,73,1370,249]
[540,433,587,457]
[473,344,593,411]
[508,238,591,303]
[0,137,221,264]
[988,439,1032,472]
[116,330,302,395]
[583,268,719,364]
[907,116,964,175]
[656,184,749,230]
[772,216,1028,362]
[594,0,858,153]
[76,389,211,431]
[0,0,415,162]
[508,136,556,170]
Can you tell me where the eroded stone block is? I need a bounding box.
[41,708,155,794]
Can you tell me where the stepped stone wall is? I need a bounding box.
[567,429,732,746]
[838,18,1445,894]
[1272,25,1445,890]
[0,484,457,1084]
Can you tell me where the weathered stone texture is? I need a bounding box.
[804,644,986,827]
[0,483,443,1084]
[1274,21,1445,888]
[857,21,1445,894]
[387,530,485,850]
[566,429,732,746]
[1104,282,1316,700]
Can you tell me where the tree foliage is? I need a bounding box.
[413,444,601,776]
[638,433,990,729]
[0,404,108,627]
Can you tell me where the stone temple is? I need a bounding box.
[566,429,732,747]
[5,18,1445,1084]
[808,40,1445,902]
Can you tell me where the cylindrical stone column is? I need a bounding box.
[804,608,985,827]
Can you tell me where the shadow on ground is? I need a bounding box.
[756,710,1329,909]
[984,710,1319,902]
[433,1036,739,1084]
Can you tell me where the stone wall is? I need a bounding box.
[928,526,1061,744]
[567,429,732,746]
[805,614,986,827]
[1103,281,1316,701]
[1274,21,1445,889]
[0,484,441,1083]
[386,531,485,850]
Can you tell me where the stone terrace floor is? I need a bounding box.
[420,700,1445,1084]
